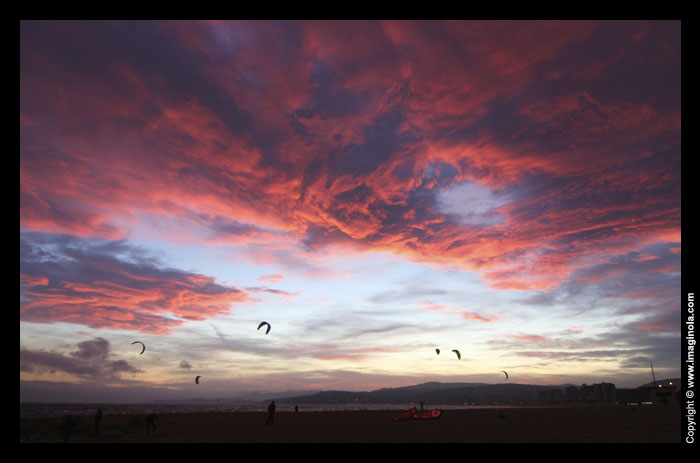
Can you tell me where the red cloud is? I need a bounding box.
[20,235,254,334]
[20,274,49,287]
[21,276,252,334]
[20,20,680,293]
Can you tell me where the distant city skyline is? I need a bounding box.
[21,20,681,403]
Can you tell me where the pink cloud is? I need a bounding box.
[20,20,680,294]
[21,276,253,334]
[635,323,677,332]
[416,302,502,322]
[20,235,255,334]
[258,273,285,284]
[506,334,547,342]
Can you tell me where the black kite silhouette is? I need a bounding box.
[131,341,145,355]
[257,321,271,334]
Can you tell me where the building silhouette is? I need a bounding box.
[540,380,679,406]
[539,383,617,404]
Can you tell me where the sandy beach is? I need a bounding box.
[20,405,682,443]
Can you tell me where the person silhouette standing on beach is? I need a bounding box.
[265,400,276,426]
[145,412,159,435]
[94,408,103,438]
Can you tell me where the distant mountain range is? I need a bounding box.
[153,379,681,406]
[272,382,567,406]
[637,378,680,388]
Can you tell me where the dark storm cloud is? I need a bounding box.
[179,360,193,369]
[71,337,110,360]
[20,349,100,376]
[295,58,371,120]
[492,21,680,145]
[559,21,680,107]
[20,337,141,378]
[329,108,414,177]
[80,20,256,138]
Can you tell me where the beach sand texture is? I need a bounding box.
[20,406,681,443]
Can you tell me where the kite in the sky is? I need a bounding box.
[501,371,509,381]
[257,321,271,334]
[435,349,440,355]
[131,341,145,355]
[452,350,461,360]
[195,376,201,384]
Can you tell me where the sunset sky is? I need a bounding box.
[20,20,681,403]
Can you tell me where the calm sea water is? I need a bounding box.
[19,402,522,418]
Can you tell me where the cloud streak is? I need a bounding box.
[417,302,503,323]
